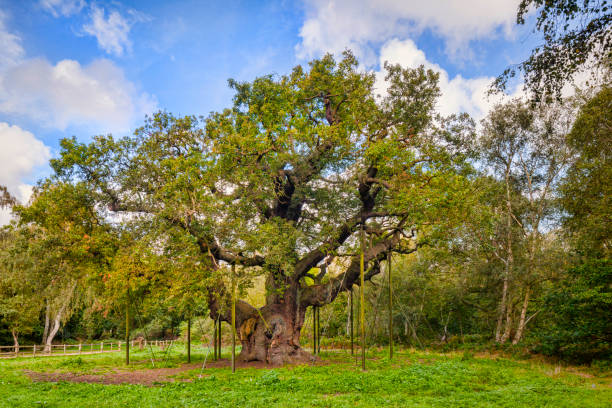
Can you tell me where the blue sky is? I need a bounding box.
[0,0,535,218]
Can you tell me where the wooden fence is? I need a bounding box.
[0,339,174,359]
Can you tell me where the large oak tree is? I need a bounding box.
[51,53,474,364]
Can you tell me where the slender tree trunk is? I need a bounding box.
[44,312,63,353]
[42,301,50,345]
[513,230,537,344]
[500,302,513,343]
[43,282,76,353]
[495,276,509,342]
[497,166,514,343]
[11,329,19,354]
[512,287,531,344]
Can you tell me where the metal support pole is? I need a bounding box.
[125,290,130,365]
[213,318,217,360]
[312,306,317,355]
[231,264,236,373]
[388,250,393,360]
[317,306,321,354]
[360,223,366,370]
[350,287,354,355]
[218,318,222,359]
[187,318,191,363]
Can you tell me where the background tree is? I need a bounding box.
[559,86,611,258]
[13,182,114,351]
[478,99,574,344]
[0,226,43,352]
[495,0,611,102]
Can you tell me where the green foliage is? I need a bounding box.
[0,227,43,343]
[495,0,611,101]
[560,87,612,257]
[535,260,612,363]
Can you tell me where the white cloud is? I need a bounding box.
[0,122,48,198]
[0,11,24,70]
[375,38,523,120]
[0,57,157,132]
[0,15,49,225]
[0,12,156,131]
[297,0,519,64]
[0,122,50,224]
[82,6,134,56]
[40,0,86,17]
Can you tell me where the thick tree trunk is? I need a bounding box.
[12,329,19,353]
[209,278,318,366]
[236,302,315,366]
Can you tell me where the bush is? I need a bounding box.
[534,259,612,364]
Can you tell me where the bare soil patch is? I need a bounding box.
[26,364,200,386]
[24,357,330,385]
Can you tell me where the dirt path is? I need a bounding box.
[25,357,329,386]
[26,364,199,386]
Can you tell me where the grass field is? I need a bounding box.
[0,345,610,407]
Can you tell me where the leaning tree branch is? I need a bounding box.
[300,225,420,308]
[164,215,266,267]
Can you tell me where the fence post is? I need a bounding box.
[33,345,36,356]
[118,341,121,351]
[78,343,82,354]
[64,344,66,354]
[101,342,104,351]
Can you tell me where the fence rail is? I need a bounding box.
[0,339,175,359]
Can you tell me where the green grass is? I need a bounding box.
[0,346,610,407]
